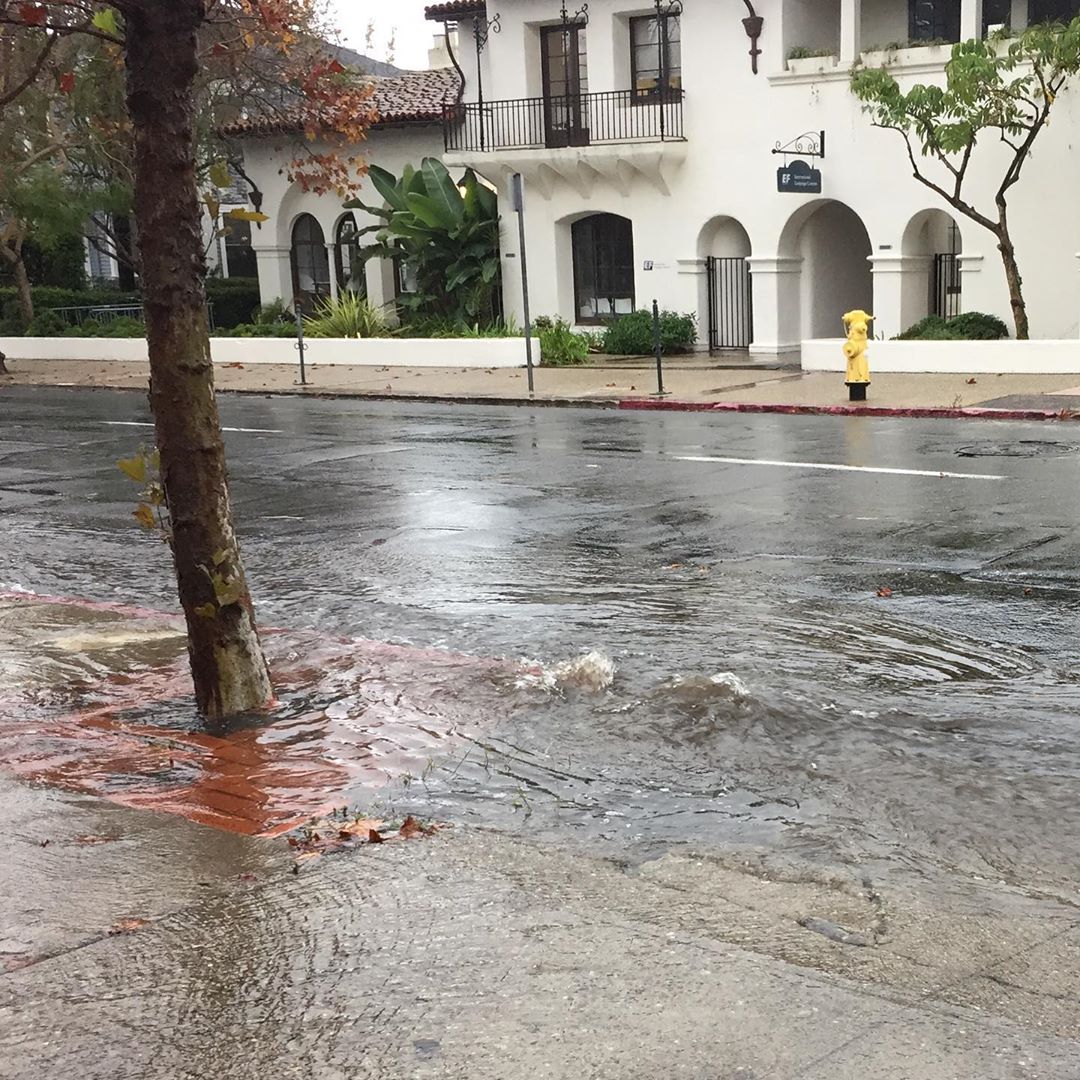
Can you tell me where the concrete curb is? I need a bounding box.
[7,380,1079,420]
[618,398,1080,422]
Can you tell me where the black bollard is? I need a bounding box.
[651,300,669,397]
[294,303,308,387]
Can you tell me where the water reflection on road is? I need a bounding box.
[2,392,1080,922]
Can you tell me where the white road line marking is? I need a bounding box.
[673,455,1006,481]
[103,421,282,435]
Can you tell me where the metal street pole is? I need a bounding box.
[652,299,668,397]
[294,301,308,386]
[511,173,535,394]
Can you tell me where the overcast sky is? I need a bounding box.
[331,0,436,70]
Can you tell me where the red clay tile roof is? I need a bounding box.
[221,68,462,138]
[424,1,486,21]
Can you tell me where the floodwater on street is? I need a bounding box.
[2,387,1080,925]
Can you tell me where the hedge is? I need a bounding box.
[0,277,261,334]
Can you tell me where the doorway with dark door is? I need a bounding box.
[541,24,589,148]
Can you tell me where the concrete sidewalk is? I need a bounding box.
[5,357,1080,415]
[4,775,1078,1080]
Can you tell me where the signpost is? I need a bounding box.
[772,130,826,195]
[510,173,535,394]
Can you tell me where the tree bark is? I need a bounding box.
[123,0,272,719]
[996,211,1029,340]
[0,232,34,326]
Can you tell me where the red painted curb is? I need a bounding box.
[617,399,1078,422]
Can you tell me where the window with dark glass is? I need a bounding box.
[982,0,1013,30]
[630,14,681,98]
[572,214,635,324]
[290,214,331,311]
[225,218,257,279]
[334,213,365,295]
[1028,0,1080,24]
[908,0,961,41]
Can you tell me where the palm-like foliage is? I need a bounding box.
[345,158,501,325]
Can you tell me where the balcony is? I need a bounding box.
[443,89,685,154]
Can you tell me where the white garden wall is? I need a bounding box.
[0,337,527,369]
[802,338,1080,375]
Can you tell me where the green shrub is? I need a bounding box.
[218,322,297,338]
[0,285,142,331]
[401,315,521,338]
[251,298,293,326]
[25,310,70,337]
[895,311,1009,341]
[78,317,146,338]
[787,46,835,61]
[534,315,590,366]
[304,293,393,339]
[947,311,1009,340]
[206,277,261,330]
[895,315,955,340]
[601,309,697,355]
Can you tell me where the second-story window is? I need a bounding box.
[1029,0,1080,23]
[630,13,681,99]
[908,0,961,41]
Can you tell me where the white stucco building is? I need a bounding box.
[232,0,1080,356]
[228,66,459,316]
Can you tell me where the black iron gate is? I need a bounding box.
[931,252,961,319]
[706,255,753,351]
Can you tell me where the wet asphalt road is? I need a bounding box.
[2,386,1080,1076]
[3,387,1080,877]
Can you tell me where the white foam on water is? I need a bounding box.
[708,672,751,697]
[515,650,617,693]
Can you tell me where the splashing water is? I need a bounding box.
[515,650,616,693]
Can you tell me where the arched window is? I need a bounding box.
[334,214,366,296]
[290,214,330,311]
[572,214,634,324]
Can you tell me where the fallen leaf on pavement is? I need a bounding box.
[108,918,149,935]
[335,817,385,839]
[877,587,893,598]
[399,815,437,839]
[288,812,444,862]
[966,377,977,385]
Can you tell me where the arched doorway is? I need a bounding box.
[290,214,331,312]
[333,213,366,297]
[698,215,753,350]
[571,213,635,323]
[780,200,872,340]
[902,208,962,329]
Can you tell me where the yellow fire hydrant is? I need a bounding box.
[842,309,873,401]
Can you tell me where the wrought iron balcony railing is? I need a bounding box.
[443,89,685,153]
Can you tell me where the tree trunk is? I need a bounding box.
[996,210,1028,340]
[0,232,34,326]
[123,0,272,720]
